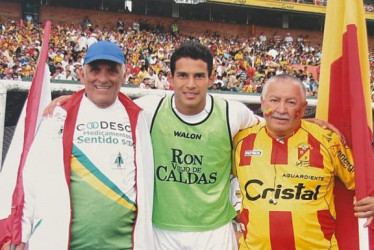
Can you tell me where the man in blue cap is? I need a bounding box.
[6,41,155,250]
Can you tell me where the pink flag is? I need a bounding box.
[0,21,52,247]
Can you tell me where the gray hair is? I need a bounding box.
[261,74,306,101]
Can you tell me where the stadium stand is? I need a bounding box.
[1,0,374,161]
[1,1,374,96]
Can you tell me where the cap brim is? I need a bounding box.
[84,55,123,65]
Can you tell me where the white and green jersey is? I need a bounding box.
[70,96,136,249]
[151,95,234,231]
[134,94,259,233]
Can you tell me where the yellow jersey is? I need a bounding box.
[232,120,355,250]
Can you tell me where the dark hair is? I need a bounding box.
[170,41,213,77]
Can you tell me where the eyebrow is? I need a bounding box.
[176,71,207,76]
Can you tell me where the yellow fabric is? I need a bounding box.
[232,121,354,249]
[71,155,136,211]
[316,0,372,128]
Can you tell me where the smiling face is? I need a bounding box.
[261,76,307,138]
[170,57,213,115]
[81,60,125,108]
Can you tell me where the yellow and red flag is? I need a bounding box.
[316,0,374,249]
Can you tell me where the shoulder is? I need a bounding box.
[210,96,251,117]
[300,120,341,146]
[238,121,265,136]
[233,121,265,145]
[134,95,164,109]
[226,99,250,111]
[134,94,166,121]
[226,98,260,130]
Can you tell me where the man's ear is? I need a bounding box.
[169,75,174,88]
[123,67,127,79]
[208,74,214,88]
[300,101,308,117]
[122,67,128,83]
[78,67,85,85]
[260,96,265,113]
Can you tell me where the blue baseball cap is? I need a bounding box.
[84,41,125,65]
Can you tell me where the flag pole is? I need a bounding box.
[358,218,369,250]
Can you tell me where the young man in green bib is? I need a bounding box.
[135,41,259,249]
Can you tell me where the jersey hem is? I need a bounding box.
[152,217,234,232]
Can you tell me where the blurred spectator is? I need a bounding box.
[273,32,282,47]
[87,32,98,47]
[117,18,125,34]
[133,20,140,33]
[154,70,168,90]
[222,80,239,92]
[297,34,304,45]
[51,66,64,80]
[19,63,31,79]
[309,76,319,96]
[61,67,74,80]
[25,14,34,30]
[139,77,152,89]
[81,16,92,30]
[284,32,294,46]
[77,33,88,52]
[126,75,136,85]
[258,32,267,45]
[210,82,221,90]
[170,19,179,37]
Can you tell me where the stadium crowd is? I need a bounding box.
[0,16,374,99]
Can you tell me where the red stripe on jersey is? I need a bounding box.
[239,134,257,167]
[269,211,296,250]
[317,209,335,241]
[239,208,249,240]
[308,133,324,169]
[271,138,288,164]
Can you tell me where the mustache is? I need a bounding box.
[271,112,290,120]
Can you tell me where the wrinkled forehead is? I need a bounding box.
[264,78,306,101]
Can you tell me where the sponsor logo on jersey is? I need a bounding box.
[296,143,311,167]
[75,120,133,146]
[244,179,321,201]
[156,165,217,184]
[112,152,126,170]
[155,148,217,184]
[174,131,202,140]
[115,152,124,168]
[76,121,130,132]
[329,144,354,172]
[244,150,262,156]
[282,173,324,181]
[337,150,354,172]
